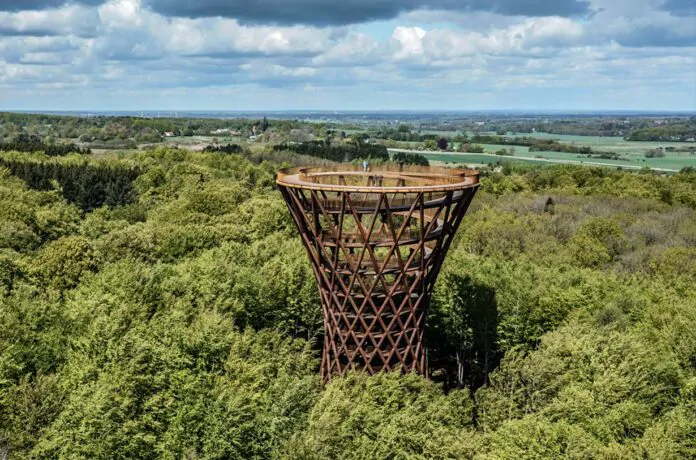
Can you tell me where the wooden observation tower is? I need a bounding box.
[277,165,479,382]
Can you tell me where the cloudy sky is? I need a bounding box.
[0,0,694,111]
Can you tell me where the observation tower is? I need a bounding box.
[277,165,479,382]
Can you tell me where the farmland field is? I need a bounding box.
[392,147,696,171]
[414,151,641,169]
[162,135,245,149]
[388,131,696,171]
[509,132,692,153]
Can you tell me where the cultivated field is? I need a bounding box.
[393,132,696,171]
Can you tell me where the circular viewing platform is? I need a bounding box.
[277,164,481,381]
[276,164,479,193]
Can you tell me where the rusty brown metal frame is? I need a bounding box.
[277,165,479,382]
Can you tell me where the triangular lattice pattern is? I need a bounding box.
[279,172,478,382]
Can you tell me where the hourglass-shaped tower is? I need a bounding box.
[277,165,479,382]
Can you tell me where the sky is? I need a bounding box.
[0,0,694,111]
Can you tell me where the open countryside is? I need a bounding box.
[387,133,695,171]
[2,0,696,457]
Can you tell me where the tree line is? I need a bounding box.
[626,120,696,141]
[202,144,243,154]
[273,141,390,162]
[391,151,430,166]
[0,157,140,211]
[0,134,90,156]
[369,127,443,142]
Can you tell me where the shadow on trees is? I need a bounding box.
[428,276,501,392]
[0,134,90,156]
[0,158,140,211]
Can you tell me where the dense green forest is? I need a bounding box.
[272,141,390,162]
[626,119,696,142]
[0,148,695,458]
[0,134,91,156]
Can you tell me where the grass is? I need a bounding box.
[393,149,691,172]
[420,152,547,167]
[387,132,696,171]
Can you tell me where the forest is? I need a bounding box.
[469,117,696,140]
[0,112,332,149]
[272,141,390,162]
[626,120,696,142]
[0,146,695,458]
[0,134,91,157]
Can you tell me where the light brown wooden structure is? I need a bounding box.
[277,165,480,382]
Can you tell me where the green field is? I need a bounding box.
[393,148,695,171]
[162,135,245,147]
[472,132,696,169]
[420,152,538,167]
[511,132,692,153]
[387,132,696,171]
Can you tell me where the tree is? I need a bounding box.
[397,124,413,133]
[645,149,666,158]
[286,372,474,459]
[437,137,449,150]
[392,152,430,166]
[423,139,437,150]
[1,145,696,458]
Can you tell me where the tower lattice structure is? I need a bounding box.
[277,165,479,382]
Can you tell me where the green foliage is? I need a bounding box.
[480,164,696,210]
[0,156,140,211]
[458,143,485,153]
[423,139,438,150]
[1,148,695,458]
[0,111,326,146]
[392,151,430,166]
[30,236,100,293]
[569,217,628,268]
[469,134,623,158]
[0,253,22,295]
[627,119,696,141]
[645,148,666,158]
[272,141,389,162]
[285,371,475,459]
[202,144,243,154]
[33,325,318,459]
[0,133,90,156]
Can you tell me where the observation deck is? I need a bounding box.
[277,165,479,381]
